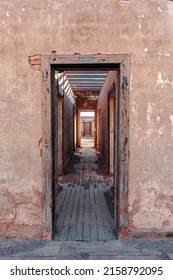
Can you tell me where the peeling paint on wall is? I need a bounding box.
[156,72,172,88]
[146,102,154,139]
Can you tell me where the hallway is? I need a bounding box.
[54,148,116,241]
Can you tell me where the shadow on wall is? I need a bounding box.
[56,72,75,104]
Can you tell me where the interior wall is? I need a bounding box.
[109,94,115,175]
[0,0,173,238]
[63,85,75,169]
[57,96,63,176]
[57,73,75,171]
[97,71,116,173]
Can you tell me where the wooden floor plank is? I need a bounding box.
[55,185,68,223]
[55,185,73,240]
[75,185,85,241]
[59,184,77,241]
[83,189,90,240]
[90,185,98,240]
[94,185,106,240]
[98,184,115,240]
[68,184,81,240]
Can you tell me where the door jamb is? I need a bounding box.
[41,54,130,239]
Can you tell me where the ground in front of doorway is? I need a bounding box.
[0,238,173,259]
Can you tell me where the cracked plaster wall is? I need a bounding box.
[0,0,173,237]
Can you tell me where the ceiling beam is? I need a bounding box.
[72,88,101,91]
[70,83,104,86]
[65,71,107,74]
[68,77,105,80]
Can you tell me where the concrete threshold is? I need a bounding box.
[0,240,165,260]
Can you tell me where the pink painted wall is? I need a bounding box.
[0,0,173,237]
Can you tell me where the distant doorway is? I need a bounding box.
[80,111,95,147]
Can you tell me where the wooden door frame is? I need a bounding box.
[41,54,130,239]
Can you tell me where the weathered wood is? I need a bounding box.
[94,184,105,240]
[90,185,98,240]
[83,189,90,240]
[43,54,127,65]
[118,56,130,238]
[98,184,115,239]
[68,184,81,240]
[76,185,85,241]
[42,59,53,238]
[55,186,67,223]
[55,185,72,240]
[59,184,77,241]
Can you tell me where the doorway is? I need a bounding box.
[41,54,130,240]
[80,111,95,148]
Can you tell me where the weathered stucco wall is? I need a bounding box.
[98,71,116,173]
[0,0,173,237]
[63,79,75,169]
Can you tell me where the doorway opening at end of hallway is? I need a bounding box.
[80,111,95,148]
